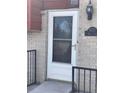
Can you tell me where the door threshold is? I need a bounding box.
[47,78,72,83]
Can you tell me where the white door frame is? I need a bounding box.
[47,10,78,81]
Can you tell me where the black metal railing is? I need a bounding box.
[72,66,97,93]
[27,50,36,86]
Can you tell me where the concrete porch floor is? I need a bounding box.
[28,80,72,93]
[27,84,40,93]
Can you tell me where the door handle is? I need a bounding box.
[72,44,76,50]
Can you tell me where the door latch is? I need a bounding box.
[72,44,77,50]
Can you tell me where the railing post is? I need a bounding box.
[34,50,36,84]
[72,67,75,93]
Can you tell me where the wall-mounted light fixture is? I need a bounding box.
[86,0,93,20]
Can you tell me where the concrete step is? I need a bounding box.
[29,80,72,93]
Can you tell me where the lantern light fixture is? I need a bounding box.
[86,0,93,20]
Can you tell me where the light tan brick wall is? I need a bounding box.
[77,0,97,68]
[27,11,48,83]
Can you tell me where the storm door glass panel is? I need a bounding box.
[52,16,73,63]
[53,16,72,39]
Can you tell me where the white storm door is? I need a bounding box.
[47,11,78,81]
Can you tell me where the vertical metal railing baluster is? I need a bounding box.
[32,51,34,84]
[72,67,75,93]
[84,70,86,93]
[32,51,34,83]
[30,51,32,84]
[28,51,30,85]
[33,51,35,83]
[95,71,97,93]
[27,52,29,85]
[89,70,91,93]
[31,51,33,84]
[35,50,36,83]
[78,69,80,93]
[30,51,31,84]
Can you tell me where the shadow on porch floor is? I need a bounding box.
[28,80,72,93]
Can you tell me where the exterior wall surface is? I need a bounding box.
[27,0,97,85]
[76,0,97,92]
[77,0,97,68]
[42,0,79,9]
[27,0,42,31]
[27,11,48,83]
